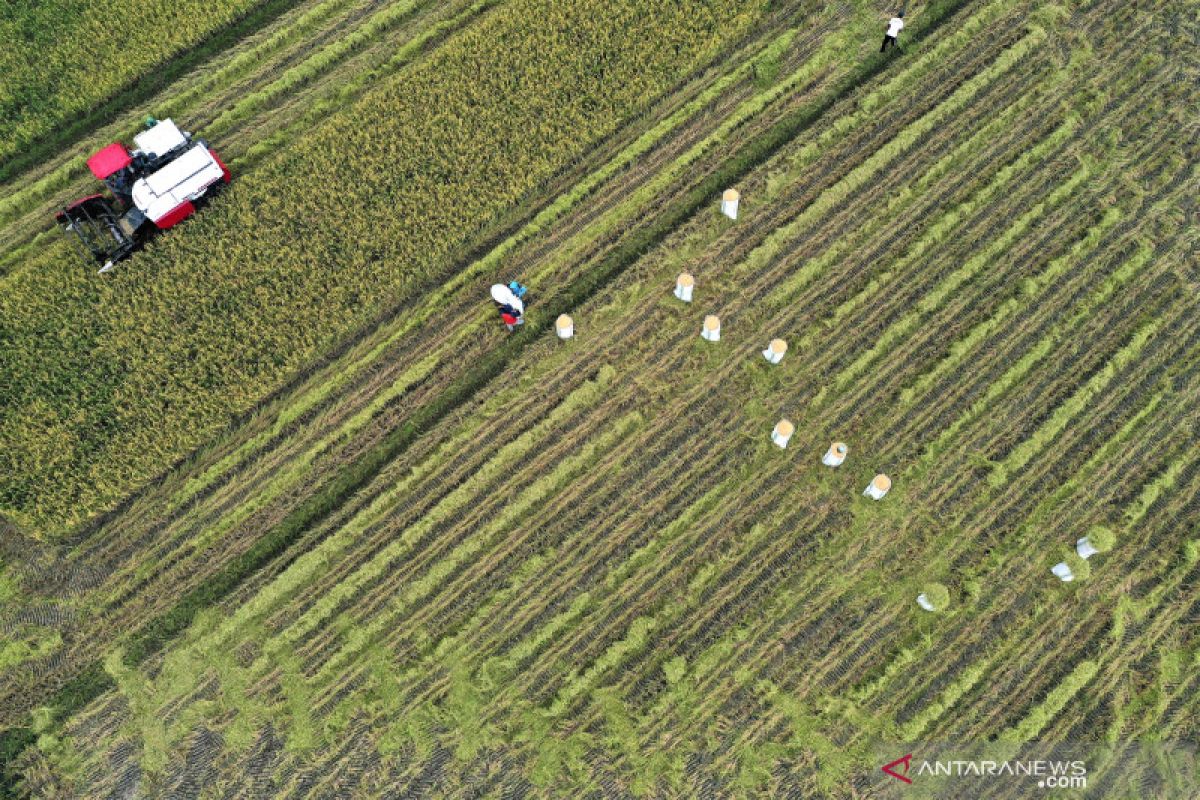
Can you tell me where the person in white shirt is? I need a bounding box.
[881,12,905,52]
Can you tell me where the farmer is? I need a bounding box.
[881,11,905,52]
[491,283,525,331]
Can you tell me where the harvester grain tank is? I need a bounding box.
[56,118,230,273]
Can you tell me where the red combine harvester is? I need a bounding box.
[57,118,230,273]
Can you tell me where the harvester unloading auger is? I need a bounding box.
[57,117,230,273]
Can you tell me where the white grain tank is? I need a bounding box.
[556,314,574,340]
[863,474,891,500]
[822,442,848,467]
[762,338,787,364]
[771,419,794,449]
[720,188,740,220]
[1051,562,1075,582]
[674,272,694,303]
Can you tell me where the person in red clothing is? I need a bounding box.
[491,283,525,331]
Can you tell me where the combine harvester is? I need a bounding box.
[57,118,230,273]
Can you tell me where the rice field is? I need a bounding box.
[1,0,1197,796]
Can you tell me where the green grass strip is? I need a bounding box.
[147,362,615,703]
[158,0,369,121]
[205,0,428,138]
[991,317,1162,485]
[1001,658,1098,742]
[0,0,301,186]
[765,29,1052,306]
[310,411,644,688]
